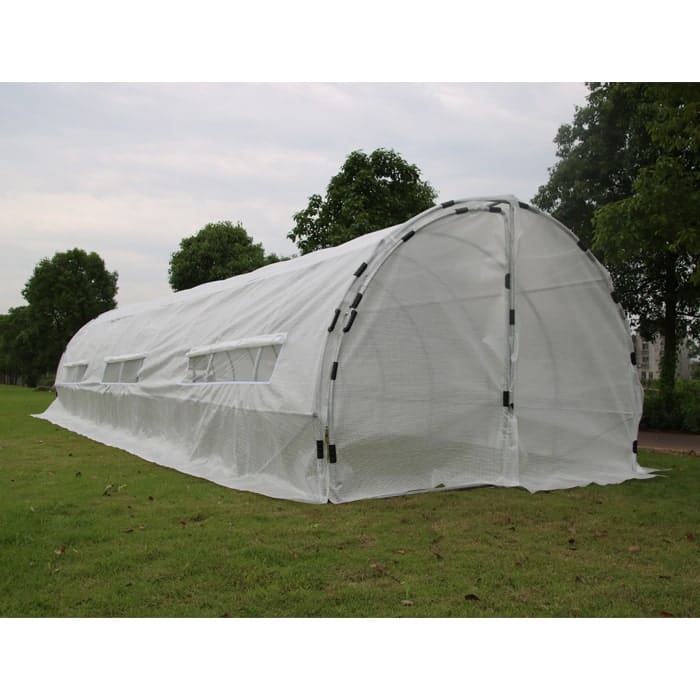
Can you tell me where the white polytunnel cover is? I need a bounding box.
[36,196,653,503]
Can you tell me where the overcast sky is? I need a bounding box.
[0,82,589,313]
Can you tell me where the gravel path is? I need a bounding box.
[638,431,700,455]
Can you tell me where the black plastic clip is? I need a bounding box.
[505,273,511,289]
[502,391,510,407]
[330,361,338,381]
[509,309,515,325]
[518,201,531,210]
[354,262,368,277]
[350,292,363,309]
[316,440,324,459]
[343,309,357,333]
[329,444,337,463]
[455,206,470,214]
[328,308,341,332]
[488,205,502,213]
[441,199,455,208]
[632,440,638,454]
[401,230,415,242]
[631,351,637,366]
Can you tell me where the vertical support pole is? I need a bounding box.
[502,201,519,485]
[505,203,516,408]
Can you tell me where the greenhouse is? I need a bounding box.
[37,196,651,502]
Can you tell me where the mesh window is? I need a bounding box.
[255,345,279,381]
[121,358,144,383]
[188,354,211,382]
[103,357,144,383]
[212,348,256,381]
[186,342,281,383]
[64,364,88,383]
[103,362,121,383]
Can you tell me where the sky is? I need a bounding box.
[0,82,589,314]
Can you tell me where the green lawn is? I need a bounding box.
[0,384,698,617]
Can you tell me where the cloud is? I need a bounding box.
[0,82,588,312]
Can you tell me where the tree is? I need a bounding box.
[0,306,44,386]
[533,83,658,247]
[21,248,118,377]
[533,83,700,393]
[168,221,273,292]
[264,252,292,265]
[288,148,437,254]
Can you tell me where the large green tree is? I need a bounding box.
[533,83,658,246]
[0,306,43,385]
[168,221,275,292]
[288,148,437,254]
[533,82,700,392]
[21,248,118,378]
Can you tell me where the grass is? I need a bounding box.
[0,384,698,617]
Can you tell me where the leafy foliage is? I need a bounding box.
[0,306,43,386]
[534,83,700,392]
[641,381,700,433]
[288,148,437,254]
[533,83,657,247]
[168,221,273,292]
[16,249,118,381]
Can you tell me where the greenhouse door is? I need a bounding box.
[326,208,513,502]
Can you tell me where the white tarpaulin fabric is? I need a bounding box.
[36,196,652,502]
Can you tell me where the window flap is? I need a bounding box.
[104,353,147,364]
[63,360,88,368]
[186,333,287,359]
